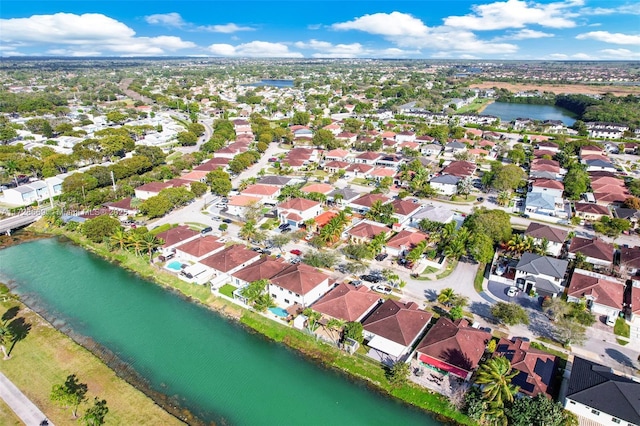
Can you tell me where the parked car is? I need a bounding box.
[495,264,507,276]
[477,197,484,202]
[375,253,388,261]
[268,157,278,162]
[506,286,519,297]
[290,249,302,256]
[349,280,363,287]
[222,218,233,224]
[201,226,213,234]
[360,274,382,283]
[373,285,392,295]
[605,314,616,326]
[278,223,290,230]
[281,228,291,233]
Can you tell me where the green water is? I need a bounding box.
[0,239,439,425]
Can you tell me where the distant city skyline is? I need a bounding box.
[1,0,639,60]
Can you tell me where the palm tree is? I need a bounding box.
[110,229,129,251]
[325,318,345,343]
[302,308,321,332]
[440,221,457,244]
[141,233,162,263]
[127,233,144,257]
[0,324,12,359]
[369,232,387,255]
[239,220,258,242]
[332,193,344,206]
[475,356,519,407]
[443,238,466,260]
[536,238,550,255]
[497,190,511,207]
[437,288,457,307]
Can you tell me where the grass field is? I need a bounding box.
[0,293,184,426]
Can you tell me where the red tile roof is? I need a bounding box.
[231,257,288,283]
[278,197,321,212]
[270,263,330,296]
[416,318,490,376]
[441,161,475,178]
[351,193,390,208]
[199,244,260,272]
[348,221,390,239]
[569,237,614,263]
[312,283,380,322]
[156,225,199,248]
[390,199,421,216]
[386,229,429,250]
[494,338,557,397]
[362,299,432,346]
[574,202,611,215]
[175,236,224,258]
[531,179,564,190]
[568,270,625,310]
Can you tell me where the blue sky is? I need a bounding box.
[1,0,639,59]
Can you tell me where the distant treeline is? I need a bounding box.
[497,92,640,127]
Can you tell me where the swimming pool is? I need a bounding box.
[269,307,289,318]
[166,261,183,271]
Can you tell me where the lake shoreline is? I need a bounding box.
[5,224,472,425]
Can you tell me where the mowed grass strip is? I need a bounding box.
[0,297,184,426]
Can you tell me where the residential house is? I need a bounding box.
[104,197,138,217]
[324,160,350,174]
[568,237,615,270]
[134,181,175,200]
[524,192,567,222]
[1,183,46,206]
[530,179,564,199]
[395,131,416,144]
[415,317,491,381]
[574,203,611,221]
[231,257,289,302]
[619,246,640,276]
[536,141,560,153]
[355,152,383,165]
[174,236,225,262]
[567,269,625,319]
[347,220,391,244]
[311,282,381,322]
[494,338,558,398]
[324,148,350,162]
[300,183,333,197]
[615,208,640,229]
[514,252,569,297]
[328,187,361,206]
[200,244,261,289]
[344,163,374,179]
[156,225,200,253]
[385,229,429,257]
[422,144,443,156]
[269,263,332,308]
[564,356,640,426]
[277,197,322,228]
[441,161,476,178]
[390,199,423,225]
[362,300,432,364]
[430,175,460,196]
[410,205,455,225]
[349,193,390,214]
[257,175,293,187]
[194,157,230,171]
[580,145,605,157]
[226,195,262,217]
[335,132,358,145]
[241,184,281,204]
[524,223,568,257]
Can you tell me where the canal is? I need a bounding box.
[0,238,439,425]
[481,102,576,126]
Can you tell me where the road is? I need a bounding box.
[0,371,51,426]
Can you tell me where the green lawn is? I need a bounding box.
[149,223,174,235]
[614,317,630,338]
[219,283,237,299]
[474,263,486,293]
[436,260,457,279]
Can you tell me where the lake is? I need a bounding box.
[482,102,576,126]
[246,79,294,88]
[0,238,439,425]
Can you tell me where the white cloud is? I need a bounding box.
[0,13,196,56]
[331,12,517,55]
[145,12,253,33]
[549,53,569,59]
[443,0,579,30]
[580,3,640,16]
[572,53,592,60]
[576,31,640,45]
[207,41,303,58]
[332,12,428,37]
[47,48,102,57]
[294,39,419,58]
[145,13,185,28]
[599,48,640,59]
[499,29,555,40]
[198,23,254,33]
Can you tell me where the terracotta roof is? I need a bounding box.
[199,244,260,272]
[105,197,136,212]
[362,299,432,346]
[241,184,280,197]
[345,163,374,174]
[231,257,288,283]
[348,221,390,239]
[370,168,397,178]
[594,192,628,205]
[537,141,559,148]
[494,338,557,397]
[390,199,421,216]
[136,181,173,193]
[531,179,564,190]
[180,170,209,181]
[325,149,349,158]
[441,161,475,178]
[619,246,640,269]
[416,318,491,374]
[386,229,429,250]
[351,193,390,208]
[314,210,337,227]
[156,225,199,248]
[324,160,350,169]
[270,263,330,296]
[228,195,262,206]
[524,222,568,244]
[630,286,640,314]
[590,176,625,187]
[569,237,614,262]
[568,270,624,310]
[574,202,610,215]
[312,283,381,322]
[301,183,334,194]
[591,183,628,194]
[278,197,320,212]
[530,164,560,173]
[356,151,382,160]
[175,236,224,258]
[533,149,557,158]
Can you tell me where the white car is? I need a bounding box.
[495,264,506,276]
[506,286,519,297]
[373,285,392,295]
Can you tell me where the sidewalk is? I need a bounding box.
[0,371,52,426]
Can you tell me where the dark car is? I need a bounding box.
[278,223,291,230]
[375,253,388,261]
[222,218,233,224]
[268,157,278,162]
[201,226,213,234]
[281,228,291,233]
[360,274,382,283]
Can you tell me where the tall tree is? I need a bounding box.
[81,397,109,426]
[50,374,88,418]
[475,356,519,407]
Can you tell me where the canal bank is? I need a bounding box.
[2,230,474,425]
